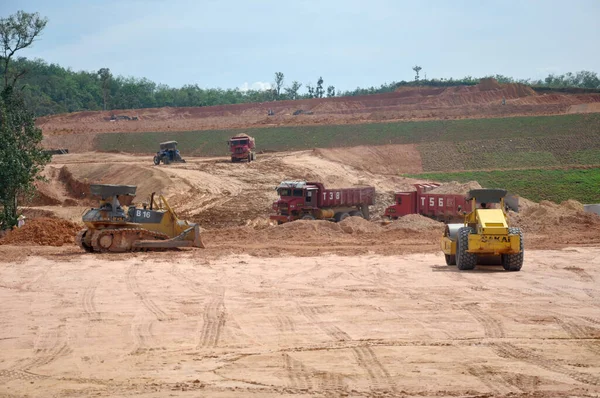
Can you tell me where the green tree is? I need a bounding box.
[326,85,335,97]
[274,72,284,98]
[316,76,324,98]
[0,11,48,88]
[284,80,302,100]
[412,65,422,81]
[0,11,50,229]
[97,68,112,110]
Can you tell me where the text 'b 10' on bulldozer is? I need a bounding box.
[440,189,523,271]
[76,184,204,253]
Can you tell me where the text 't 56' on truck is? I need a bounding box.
[270,181,375,224]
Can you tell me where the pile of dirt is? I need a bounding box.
[478,78,503,91]
[385,214,444,231]
[510,199,600,232]
[339,217,382,234]
[0,217,81,246]
[427,181,482,194]
[259,220,343,240]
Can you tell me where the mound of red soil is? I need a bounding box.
[0,218,81,246]
[385,214,444,231]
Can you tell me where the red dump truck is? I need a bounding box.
[228,134,256,162]
[270,181,375,224]
[384,183,472,222]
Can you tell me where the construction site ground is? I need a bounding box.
[1,150,600,397]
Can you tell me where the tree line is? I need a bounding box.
[4,56,600,117]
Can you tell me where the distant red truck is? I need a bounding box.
[270,181,375,224]
[228,134,256,162]
[384,183,472,222]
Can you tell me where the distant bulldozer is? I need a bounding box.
[76,184,204,253]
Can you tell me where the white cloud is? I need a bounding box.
[239,81,272,92]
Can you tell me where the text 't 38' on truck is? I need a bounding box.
[270,181,375,224]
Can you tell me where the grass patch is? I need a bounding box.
[94,113,600,157]
[404,168,600,203]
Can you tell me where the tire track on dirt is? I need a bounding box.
[197,289,227,349]
[282,353,346,392]
[7,324,71,378]
[462,303,505,338]
[131,316,155,355]
[555,317,600,356]
[298,305,396,392]
[126,264,170,321]
[169,264,206,294]
[467,364,520,395]
[492,342,600,386]
[269,315,296,333]
[81,284,100,321]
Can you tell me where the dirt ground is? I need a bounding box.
[38,81,600,139]
[2,148,600,397]
[0,247,599,397]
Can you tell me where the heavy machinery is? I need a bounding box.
[384,183,472,222]
[76,184,204,253]
[153,141,186,165]
[440,189,523,271]
[270,181,375,224]
[228,134,256,162]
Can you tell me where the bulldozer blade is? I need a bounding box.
[133,239,196,249]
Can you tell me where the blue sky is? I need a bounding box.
[1,0,599,92]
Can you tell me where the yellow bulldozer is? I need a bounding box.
[440,189,523,271]
[76,184,204,253]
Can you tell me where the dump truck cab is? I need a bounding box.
[228,135,256,162]
[441,188,523,271]
[271,181,317,223]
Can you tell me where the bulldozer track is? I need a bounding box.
[491,342,600,386]
[463,303,506,338]
[126,264,170,321]
[197,292,227,349]
[91,228,170,253]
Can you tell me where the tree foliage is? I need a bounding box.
[273,71,284,98]
[0,11,49,229]
[0,11,47,88]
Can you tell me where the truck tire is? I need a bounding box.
[445,254,456,266]
[153,156,160,165]
[301,214,315,220]
[248,153,252,162]
[164,157,171,165]
[334,212,349,222]
[502,227,524,271]
[349,210,364,218]
[252,153,256,161]
[456,227,477,270]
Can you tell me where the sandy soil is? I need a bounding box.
[0,247,599,397]
[38,81,600,140]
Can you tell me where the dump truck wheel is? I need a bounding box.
[502,227,524,271]
[153,156,160,165]
[334,212,349,222]
[456,227,477,270]
[350,210,363,218]
[445,254,456,266]
[248,154,252,162]
[302,214,315,220]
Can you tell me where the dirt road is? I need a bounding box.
[0,247,599,397]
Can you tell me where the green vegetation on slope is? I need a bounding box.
[95,113,600,160]
[404,168,600,204]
